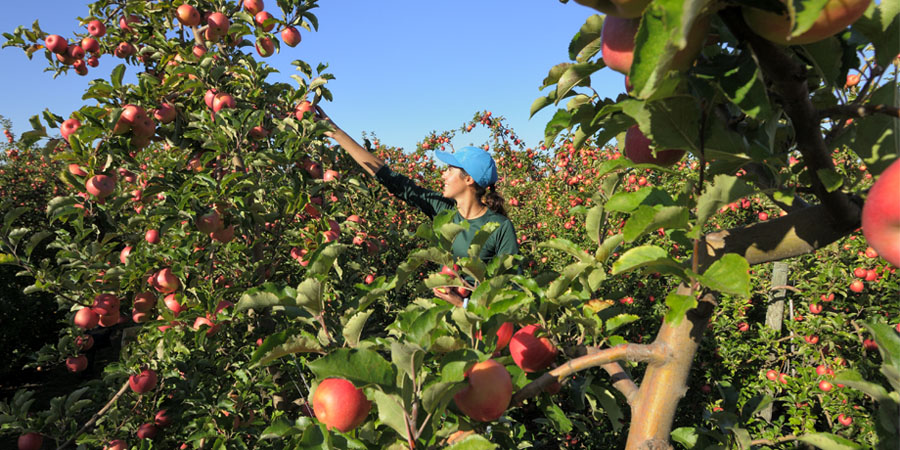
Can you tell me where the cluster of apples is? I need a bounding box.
[176,0,301,59]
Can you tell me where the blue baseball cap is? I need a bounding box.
[434,146,498,188]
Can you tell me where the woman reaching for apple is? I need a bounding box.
[315,106,520,307]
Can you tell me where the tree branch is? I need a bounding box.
[56,381,130,450]
[819,104,900,120]
[719,7,861,229]
[602,362,639,406]
[696,199,861,270]
[511,342,665,405]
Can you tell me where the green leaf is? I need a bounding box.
[664,293,697,327]
[850,82,899,175]
[855,2,900,68]
[798,433,864,450]
[591,385,625,432]
[864,322,900,373]
[307,348,395,389]
[585,204,604,244]
[816,168,844,193]
[421,381,462,414]
[445,434,497,450]
[260,416,302,439]
[543,401,574,432]
[696,254,751,298]
[670,427,699,448]
[611,245,683,276]
[690,174,754,238]
[833,370,891,403]
[3,207,28,233]
[596,233,624,262]
[249,330,324,368]
[25,231,53,257]
[556,63,603,100]
[606,188,674,213]
[710,54,771,119]
[342,310,373,348]
[391,341,425,382]
[538,238,590,263]
[371,390,409,440]
[569,14,604,63]
[308,243,346,276]
[235,283,297,312]
[791,0,832,37]
[606,314,639,333]
[623,205,690,243]
[110,64,125,89]
[295,277,323,315]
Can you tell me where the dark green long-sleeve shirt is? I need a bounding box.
[374,165,519,264]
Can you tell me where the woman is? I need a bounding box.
[316,108,519,307]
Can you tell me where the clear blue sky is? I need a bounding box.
[0,1,626,153]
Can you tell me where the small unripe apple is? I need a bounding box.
[87,20,106,37]
[312,378,371,432]
[281,26,301,47]
[45,34,68,54]
[176,4,201,27]
[129,369,158,394]
[453,359,512,422]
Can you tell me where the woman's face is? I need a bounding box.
[441,166,470,199]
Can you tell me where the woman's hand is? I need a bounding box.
[314,105,338,138]
[433,287,464,307]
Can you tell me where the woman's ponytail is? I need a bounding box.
[476,183,507,217]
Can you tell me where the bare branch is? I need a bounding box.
[56,381,130,450]
[602,362,639,405]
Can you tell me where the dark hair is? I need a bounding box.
[458,169,507,217]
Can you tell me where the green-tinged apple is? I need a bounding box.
[129,369,158,393]
[862,158,900,267]
[282,26,301,47]
[743,0,871,46]
[510,324,558,372]
[624,125,685,166]
[256,36,275,57]
[453,359,512,422]
[312,378,371,432]
[572,0,650,18]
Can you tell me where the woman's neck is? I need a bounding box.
[456,195,487,220]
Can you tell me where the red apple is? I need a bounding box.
[133,292,156,312]
[74,307,100,329]
[850,279,864,293]
[87,20,106,37]
[17,432,43,450]
[453,359,512,422]
[212,93,235,112]
[601,15,708,75]
[119,245,132,264]
[322,169,340,182]
[145,229,160,244]
[155,268,180,293]
[164,293,183,316]
[68,163,88,176]
[119,15,140,32]
[104,439,127,450]
[364,274,375,284]
[743,0,872,46]
[154,409,171,427]
[255,11,275,32]
[846,73,861,87]
[571,0,650,18]
[819,380,833,391]
[256,36,275,57]
[210,224,235,243]
[243,0,265,14]
[81,37,99,54]
[76,335,94,351]
[153,103,176,124]
[624,125,685,167]
[206,12,230,36]
[204,89,219,109]
[510,324,558,373]
[113,41,135,58]
[44,34,68,54]
[281,26,301,47]
[295,101,313,120]
[176,4,201,26]
[765,369,778,380]
[838,413,853,426]
[312,378,371,432]
[196,210,223,234]
[495,322,514,351]
[66,355,88,373]
[809,303,823,314]
[129,369,158,394]
[136,422,158,439]
[862,158,900,267]
[60,118,81,141]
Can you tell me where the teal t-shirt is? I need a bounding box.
[374,165,519,264]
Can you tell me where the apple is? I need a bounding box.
[45,34,68,54]
[176,4,201,26]
[92,294,120,316]
[212,93,235,112]
[765,369,778,380]
[624,125,685,167]
[207,12,230,36]
[601,15,709,75]
[805,335,819,344]
[136,423,158,439]
[863,338,878,350]
[119,14,140,32]
[164,293,183,316]
[210,224,235,243]
[846,73,861,87]
[453,359,512,422]
[862,158,900,267]
[145,229,160,244]
[743,0,871,46]
[86,55,99,67]
[155,268,180,293]
[295,101,313,120]
[193,315,220,335]
[66,355,88,373]
[129,369,158,394]
[818,380,833,392]
[281,26,301,47]
[244,0,265,14]
[204,89,219,109]
[849,279,864,293]
[87,20,106,37]
[495,322,514,351]
[154,409,171,427]
[60,118,81,141]
[17,432,43,450]
[119,245,132,264]
[809,303,823,314]
[193,45,207,58]
[104,440,127,450]
[68,163,88,176]
[510,324,558,373]
[196,210,223,234]
[76,335,94,351]
[865,246,878,258]
[249,126,269,139]
[255,11,275,32]
[311,378,371,432]
[322,169,340,182]
[133,292,156,312]
[81,37,99,54]
[758,212,769,221]
[778,373,789,384]
[853,267,867,278]
[66,44,85,61]
[153,103,176,124]
[74,307,100,329]
[364,274,375,284]
[113,41,135,58]
[98,311,120,327]
[571,0,650,18]
[838,413,853,426]
[256,36,275,57]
